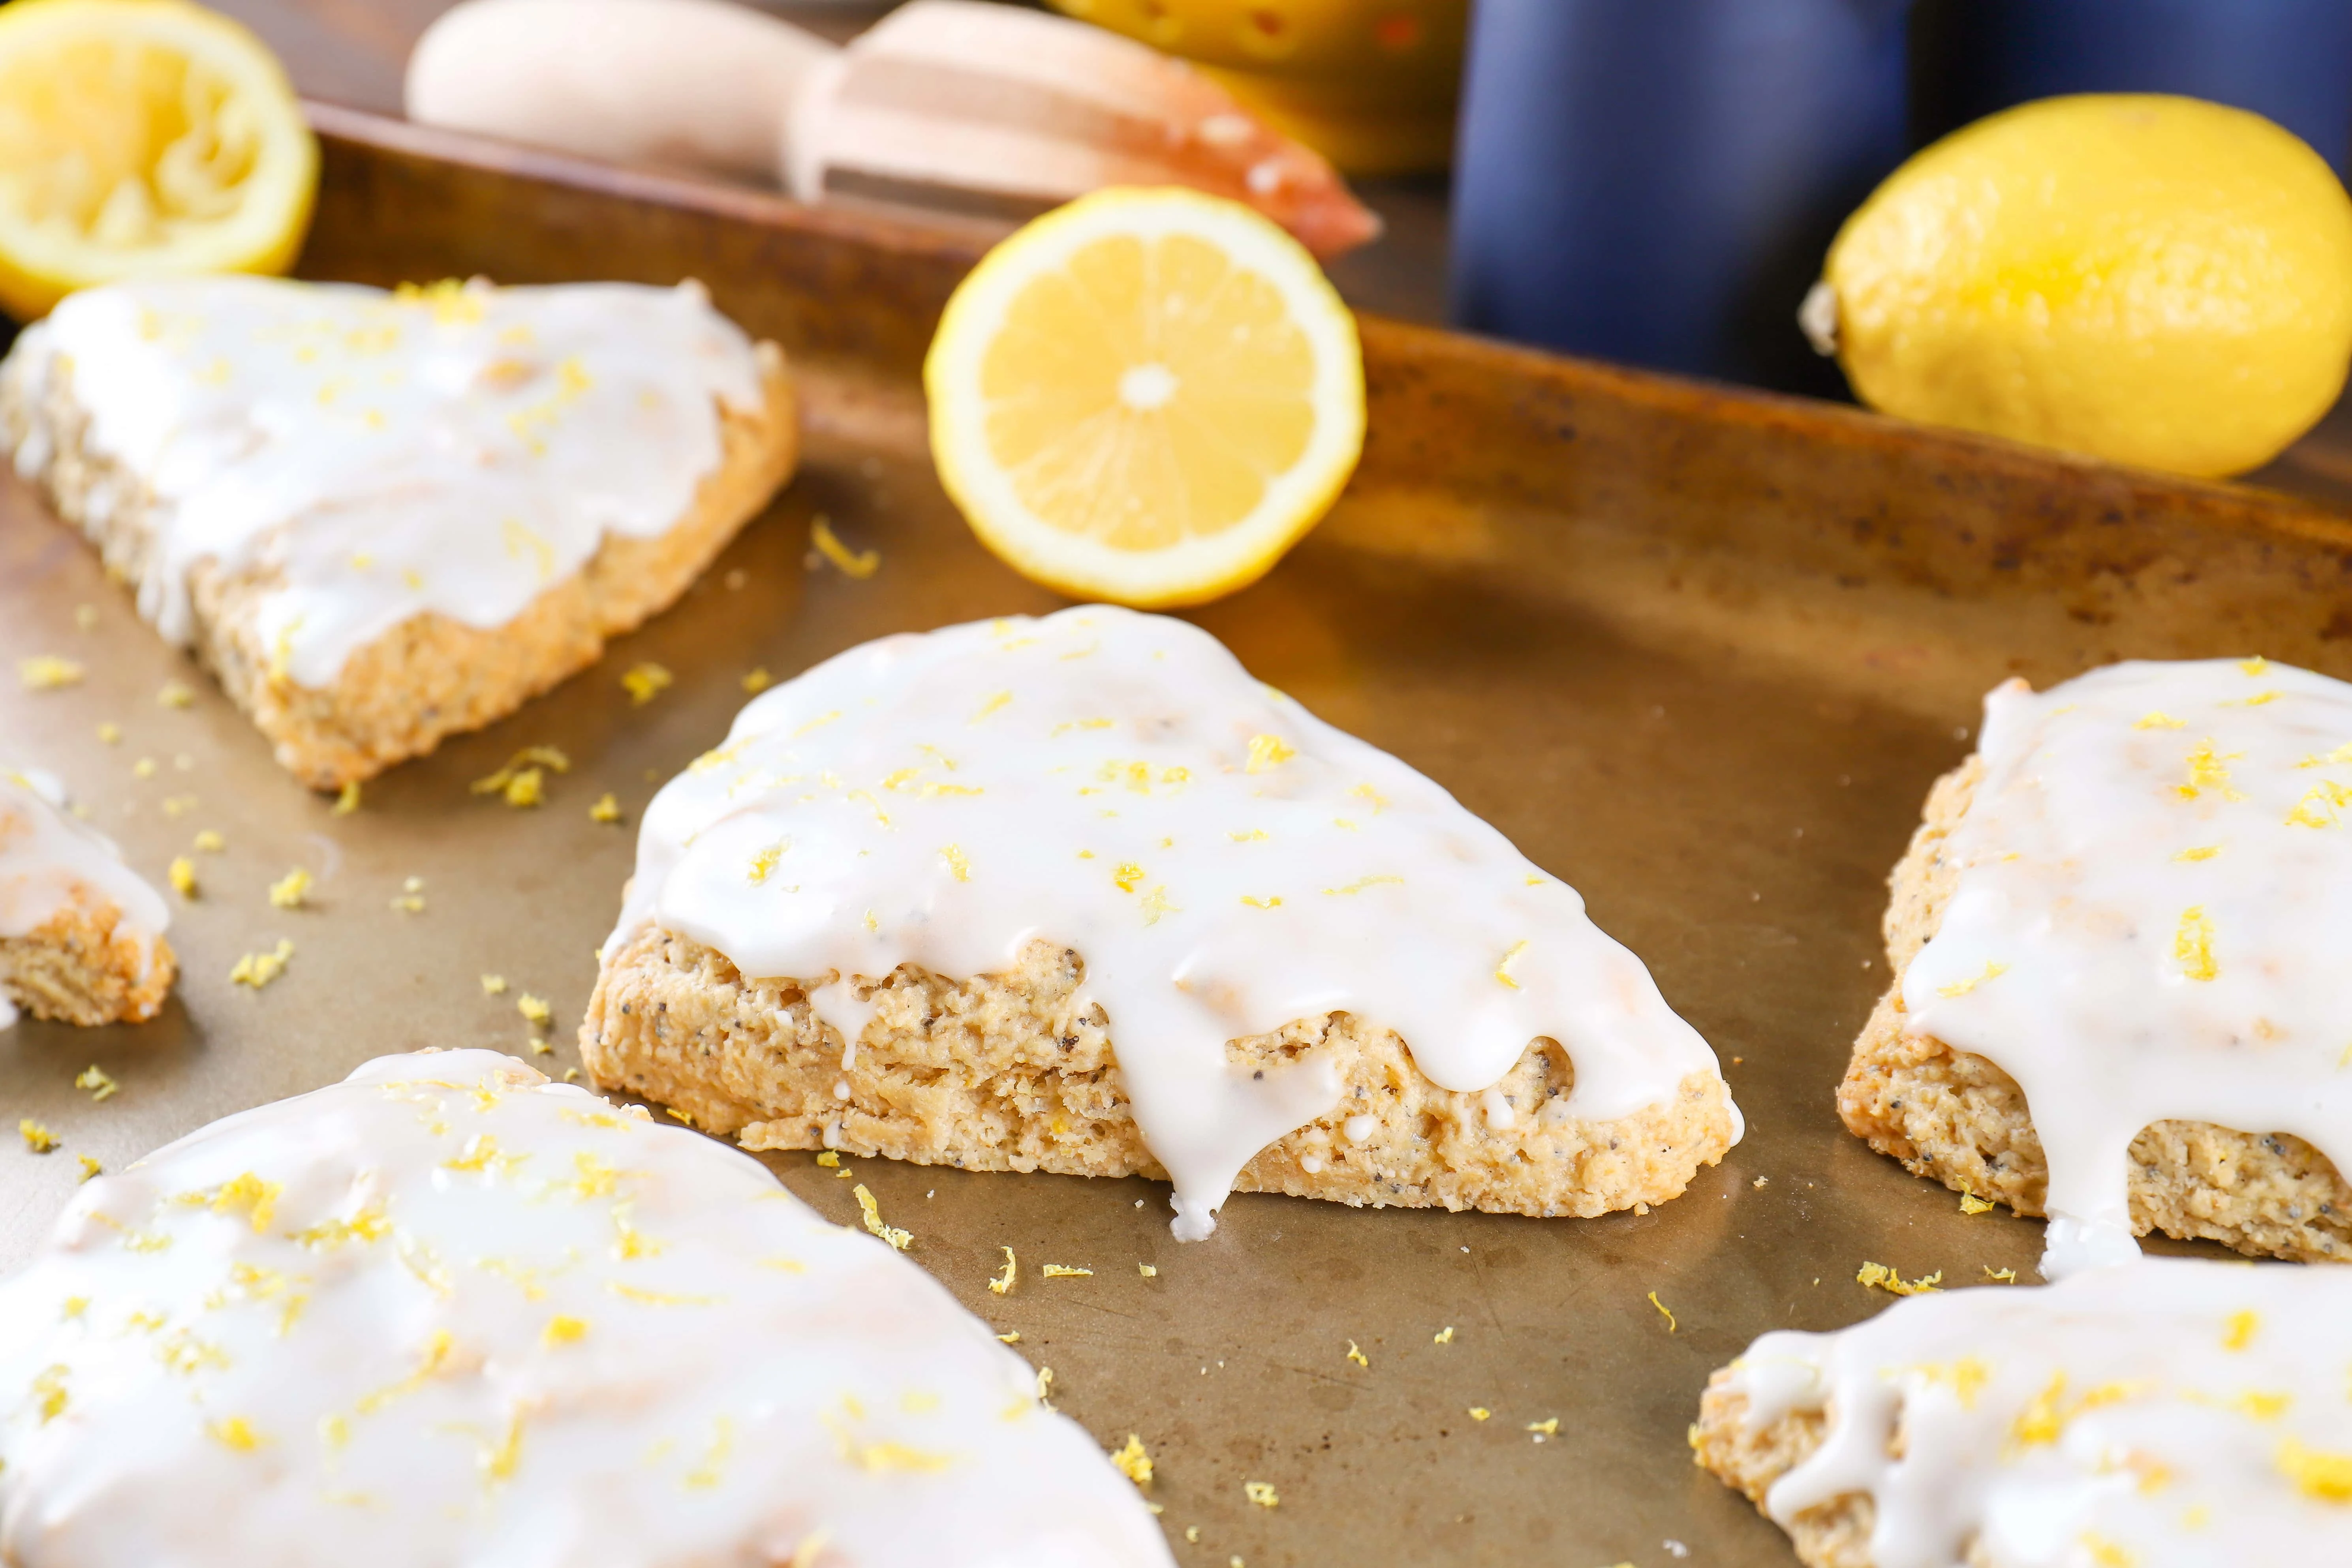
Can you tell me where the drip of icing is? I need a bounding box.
[0,766,169,1026]
[1727,1257,2352,1567]
[1,276,763,689]
[1903,660,2352,1277]
[612,607,1733,1239]
[809,974,882,1072]
[0,1049,1170,1567]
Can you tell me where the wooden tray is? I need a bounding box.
[8,101,2352,1566]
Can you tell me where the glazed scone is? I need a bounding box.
[1,766,172,1026]
[1840,659,2352,1273]
[0,276,797,789]
[0,1048,1174,1568]
[583,606,1738,1239]
[1693,1257,2352,1568]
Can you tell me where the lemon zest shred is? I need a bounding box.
[853,1184,912,1250]
[811,517,881,578]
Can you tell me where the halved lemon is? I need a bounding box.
[0,0,318,321]
[926,186,1365,607]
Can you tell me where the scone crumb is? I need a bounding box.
[622,663,673,706]
[157,680,194,709]
[743,667,773,694]
[20,1119,59,1153]
[74,1066,118,1102]
[20,655,85,689]
[169,856,198,898]
[331,781,360,815]
[133,758,158,779]
[97,722,121,744]
[193,829,225,853]
[988,1246,1017,1295]
[1467,1407,1490,1422]
[590,792,622,824]
[267,868,312,909]
[1244,1480,1279,1508]
[77,1154,103,1182]
[1433,1325,1455,1345]
[480,974,508,995]
[814,1151,840,1168]
[1959,1189,1995,1215]
[1648,1291,1678,1332]
[1751,1176,1770,1188]
[1138,1262,1157,1277]
[1109,1433,1154,1486]
[997,1330,1020,1344]
[1857,1261,1943,1296]
[666,1106,697,1127]
[229,940,295,989]
[518,995,552,1025]
[1345,1340,1368,1368]
[853,1184,912,1250]
[1526,1417,1559,1439]
[1040,1264,1091,1279]
[1983,1266,2018,1283]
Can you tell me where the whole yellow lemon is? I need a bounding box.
[1815,94,2352,477]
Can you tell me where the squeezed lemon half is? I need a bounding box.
[0,0,317,321]
[926,186,1365,607]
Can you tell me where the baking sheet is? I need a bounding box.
[8,106,2350,1567]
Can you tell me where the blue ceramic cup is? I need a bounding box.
[1911,0,2352,178]
[1448,0,1911,392]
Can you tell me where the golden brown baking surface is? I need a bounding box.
[0,900,175,1026]
[4,344,797,790]
[1837,755,2352,1262]
[1690,1372,1876,1568]
[580,925,1736,1219]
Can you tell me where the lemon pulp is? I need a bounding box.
[0,0,316,320]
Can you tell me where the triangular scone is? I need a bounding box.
[583,606,1737,1239]
[0,1049,1172,1566]
[1,765,172,1026]
[1694,1256,2352,1566]
[0,276,796,789]
[1839,659,2352,1271]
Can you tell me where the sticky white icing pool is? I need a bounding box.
[0,1048,1169,1567]
[1905,659,2352,1275]
[612,606,1732,1238]
[3,275,763,689]
[1728,1257,2352,1567]
[0,766,169,1029]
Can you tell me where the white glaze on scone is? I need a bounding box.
[609,606,1733,1238]
[0,767,169,1029]
[0,1048,1170,1567]
[1,275,764,688]
[1726,1258,2352,1568]
[1903,659,2352,1274]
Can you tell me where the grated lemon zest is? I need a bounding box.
[811,517,881,578]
